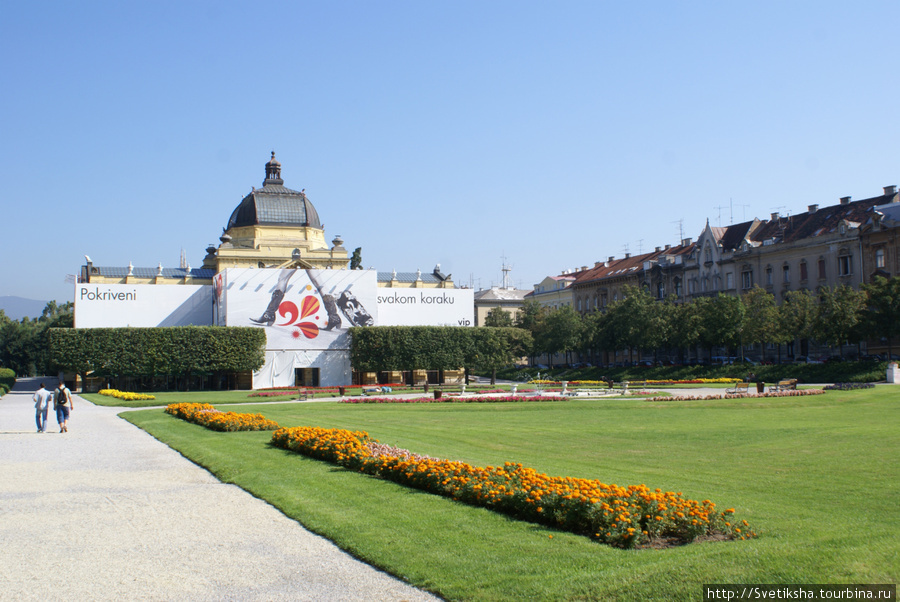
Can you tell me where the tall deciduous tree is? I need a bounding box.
[861,275,900,358]
[741,287,778,361]
[541,305,584,367]
[814,285,867,356]
[483,307,514,327]
[697,294,745,357]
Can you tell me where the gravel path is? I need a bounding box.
[0,377,440,601]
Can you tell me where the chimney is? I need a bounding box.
[624,253,631,259]
[655,246,661,252]
[771,212,780,220]
[885,185,898,195]
[665,244,671,250]
[581,266,588,271]
[808,204,818,213]
[595,261,603,267]
[840,196,851,205]
[682,237,692,246]
[608,256,615,263]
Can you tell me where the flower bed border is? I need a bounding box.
[165,403,280,432]
[271,426,755,549]
[646,389,826,401]
[341,395,568,404]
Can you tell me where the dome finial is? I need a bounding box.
[264,151,283,186]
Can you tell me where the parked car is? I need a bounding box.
[792,356,823,364]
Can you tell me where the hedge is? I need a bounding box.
[48,326,266,377]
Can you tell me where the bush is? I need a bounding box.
[0,367,15,390]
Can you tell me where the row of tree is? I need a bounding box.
[0,302,73,376]
[485,276,900,366]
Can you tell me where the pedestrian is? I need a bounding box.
[32,382,53,433]
[54,380,73,433]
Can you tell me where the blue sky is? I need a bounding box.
[2,1,898,303]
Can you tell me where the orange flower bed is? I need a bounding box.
[166,403,280,432]
[271,426,755,549]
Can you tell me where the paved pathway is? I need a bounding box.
[0,377,439,601]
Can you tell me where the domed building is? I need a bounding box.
[205,152,349,272]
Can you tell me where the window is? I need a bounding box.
[726,272,734,289]
[766,267,773,286]
[674,278,682,297]
[657,282,665,299]
[705,248,712,263]
[782,264,790,284]
[799,261,808,281]
[818,258,826,279]
[876,248,886,269]
[742,270,753,289]
[838,254,852,276]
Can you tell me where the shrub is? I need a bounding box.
[0,367,15,390]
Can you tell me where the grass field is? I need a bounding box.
[123,388,899,601]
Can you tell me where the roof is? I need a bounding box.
[572,241,695,286]
[89,266,215,280]
[377,271,444,284]
[751,192,896,244]
[226,153,322,230]
[474,287,530,302]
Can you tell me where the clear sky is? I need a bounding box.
[2,1,898,303]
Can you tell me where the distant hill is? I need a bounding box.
[0,296,50,321]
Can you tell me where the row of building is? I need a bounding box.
[513,184,899,362]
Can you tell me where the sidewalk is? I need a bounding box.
[0,377,438,601]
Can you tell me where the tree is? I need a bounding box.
[861,275,900,358]
[604,286,666,362]
[483,307,514,327]
[515,300,546,365]
[541,305,585,367]
[779,289,817,360]
[665,299,702,363]
[814,285,867,356]
[697,294,744,358]
[350,247,363,270]
[469,327,533,384]
[741,287,778,361]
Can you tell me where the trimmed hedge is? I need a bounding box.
[349,326,532,373]
[48,326,266,377]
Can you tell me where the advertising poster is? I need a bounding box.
[376,288,474,326]
[75,284,213,328]
[223,268,378,350]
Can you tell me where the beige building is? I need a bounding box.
[527,273,576,310]
[473,286,530,326]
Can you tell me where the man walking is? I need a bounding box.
[32,382,53,433]
[54,381,73,433]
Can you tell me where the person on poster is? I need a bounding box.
[250,269,342,330]
[32,382,53,433]
[54,381,73,433]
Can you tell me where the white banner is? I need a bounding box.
[75,284,212,328]
[223,268,378,350]
[376,288,474,326]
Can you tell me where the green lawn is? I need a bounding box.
[123,388,899,601]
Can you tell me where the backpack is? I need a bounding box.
[55,387,68,407]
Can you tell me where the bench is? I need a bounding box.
[773,379,798,392]
[726,382,750,395]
